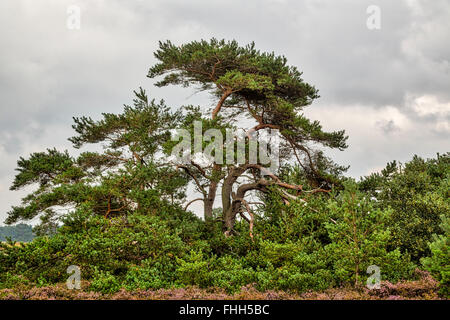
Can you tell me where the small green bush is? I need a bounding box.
[176,250,212,288]
[89,269,122,294]
[324,181,415,286]
[124,256,179,290]
[421,215,450,297]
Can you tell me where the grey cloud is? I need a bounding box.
[376,120,400,134]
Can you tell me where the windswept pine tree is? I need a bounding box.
[148,39,348,233]
[6,89,189,233]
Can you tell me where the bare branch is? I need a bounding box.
[184,198,204,211]
[212,89,232,119]
[176,165,207,197]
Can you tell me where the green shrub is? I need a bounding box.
[0,213,189,288]
[325,181,415,286]
[421,215,450,297]
[0,272,31,289]
[360,153,450,261]
[125,256,179,290]
[176,250,212,288]
[89,269,122,294]
[208,256,256,293]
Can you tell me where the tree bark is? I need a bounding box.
[204,184,217,221]
[212,89,232,120]
[204,164,221,221]
[221,166,248,217]
[223,180,266,234]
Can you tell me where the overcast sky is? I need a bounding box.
[0,0,449,225]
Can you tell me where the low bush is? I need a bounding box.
[421,215,450,297]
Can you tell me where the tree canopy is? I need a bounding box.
[6,88,188,232]
[148,38,348,233]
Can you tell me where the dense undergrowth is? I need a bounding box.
[1,154,448,298]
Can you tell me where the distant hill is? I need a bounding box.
[0,224,35,242]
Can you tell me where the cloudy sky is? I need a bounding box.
[0,0,449,225]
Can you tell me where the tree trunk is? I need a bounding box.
[204,164,221,222]
[221,166,249,234]
[223,206,237,235]
[204,192,215,221]
[223,180,266,234]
